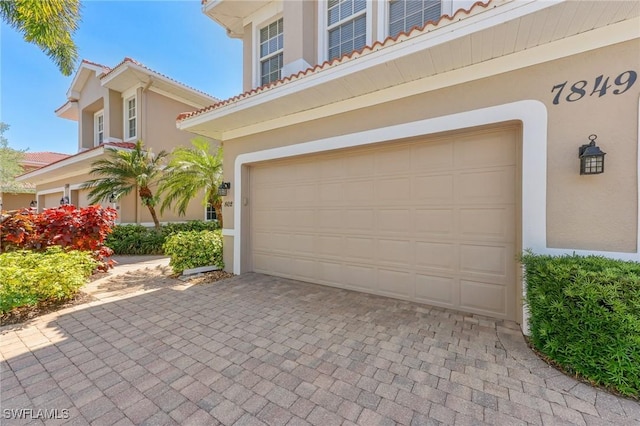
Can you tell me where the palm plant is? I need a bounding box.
[83,141,168,230]
[158,138,224,227]
[1,0,81,76]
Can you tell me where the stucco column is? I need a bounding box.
[282,0,315,77]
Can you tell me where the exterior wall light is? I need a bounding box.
[218,182,231,196]
[579,134,606,175]
[29,200,37,208]
[60,196,70,205]
[108,193,117,203]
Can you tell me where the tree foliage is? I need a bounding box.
[0,123,27,195]
[0,0,81,76]
[83,141,168,229]
[158,138,224,226]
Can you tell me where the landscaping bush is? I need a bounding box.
[105,220,219,255]
[163,230,223,275]
[1,205,117,270]
[522,252,640,397]
[0,247,96,313]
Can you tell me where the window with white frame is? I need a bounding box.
[259,18,283,86]
[388,0,441,38]
[125,96,137,140]
[94,111,104,146]
[206,204,217,221]
[327,0,367,61]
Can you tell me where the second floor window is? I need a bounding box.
[126,96,136,139]
[260,18,283,86]
[94,111,104,146]
[389,0,442,38]
[327,0,367,60]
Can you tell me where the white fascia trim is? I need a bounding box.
[37,187,64,196]
[234,100,549,275]
[65,63,104,99]
[180,0,563,132]
[148,86,210,110]
[16,147,108,182]
[55,100,78,120]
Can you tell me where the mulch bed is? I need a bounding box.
[181,270,235,285]
[1,292,96,327]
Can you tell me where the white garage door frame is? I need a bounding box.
[231,99,640,331]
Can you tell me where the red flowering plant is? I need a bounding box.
[0,205,118,271]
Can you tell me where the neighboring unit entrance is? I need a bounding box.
[249,126,519,320]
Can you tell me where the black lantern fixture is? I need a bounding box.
[29,200,37,208]
[579,134,606,175]
[108,193,117,203]
[217,182,231,196]
[60,196,70,205]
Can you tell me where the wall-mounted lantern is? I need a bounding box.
[60,196,70,205]
[218,182,231,197]
[108,193,117,203]
[29,200,37,208]
[579,134,606,175]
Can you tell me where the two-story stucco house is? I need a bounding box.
[178,0,639,328]
[18,58,220,225]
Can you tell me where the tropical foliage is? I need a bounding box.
[163,230,224,275]
[83,141,168,229]
[0,0,81,76]
[0,122,27,195]
[158,138,224,226]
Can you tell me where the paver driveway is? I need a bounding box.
[1,273,638,425]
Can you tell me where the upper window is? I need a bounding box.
[388,0,441,38]
[327,0,367,61]
[259,18,283,86]
[94,111,104,146]
[126,96,136,140]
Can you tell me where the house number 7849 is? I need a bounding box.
[551,70,637,105]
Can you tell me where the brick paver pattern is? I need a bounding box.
[1,273,639,425]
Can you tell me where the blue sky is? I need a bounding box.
[0,0,242,154]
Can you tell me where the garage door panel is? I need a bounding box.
[414,209,454,235]
[459,207,515,241]
[455,131,516,168]
[377,178,411,201]
[415,241,455,270]
[345,237,376,260]
[377,209,411,233]
[378,239,412,266]
[459,244,509,277]
[457,168,515,204]
[415,274,455,305]
[413,175,454,201]
[250,126,518,320]
[379,269,412,298]
[460,279,507,316]
[376,146,412,174]
[412,141,454,170]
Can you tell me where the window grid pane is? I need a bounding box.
[328,14,366,60]
[259,18,284,85]
[388,0,442,38]
[261,52,283,85]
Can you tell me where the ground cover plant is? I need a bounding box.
[105,220,219,255]
[163,229,223,275]
[0,247,95,314]
[522,252,640,398]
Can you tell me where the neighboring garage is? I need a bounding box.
[249,125,520,321]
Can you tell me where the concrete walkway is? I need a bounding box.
[1,268,638,425]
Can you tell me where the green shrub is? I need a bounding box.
[0,247,96,313]
[522,252,640,397]
[162,230,223,275]
[105,221,219,255]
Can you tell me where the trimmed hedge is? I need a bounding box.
[0,247,96,313]
[105,221,219,255]
[163,230,223,275]
[522,252,640,397]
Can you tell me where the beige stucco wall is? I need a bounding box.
[78,75,107,150]
[1,192,35,211]
[220,40,639,272]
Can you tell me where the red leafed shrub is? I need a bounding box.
[1,205,118,271]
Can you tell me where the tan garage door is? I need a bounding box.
[250,126,519,320]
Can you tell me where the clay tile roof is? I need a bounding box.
[101,57,219,101]
[81,59,111,71]
[23,152,71,165]
[178,0,492,122]
[104,142,137,149]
